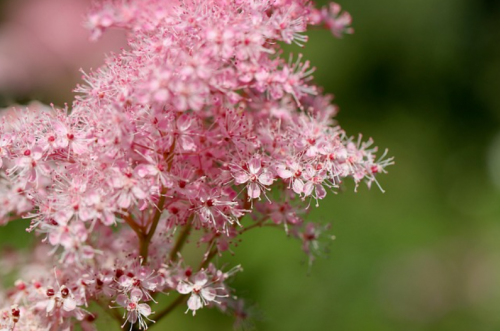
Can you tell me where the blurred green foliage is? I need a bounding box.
[2,0,500,330]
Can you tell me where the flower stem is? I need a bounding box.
[140,186,168,263]
[139,141,176,263]
[168,217,192,263]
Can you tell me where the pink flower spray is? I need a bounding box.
[0,1,392,330]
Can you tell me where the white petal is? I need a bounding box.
[177,282,193,294]
[132,186,147,200]
[63,298,77,311]
[138,303,152,317]
[201,287,216,302]
[46,299,55,313]
[193,272,208,287]
[187,294,203,312]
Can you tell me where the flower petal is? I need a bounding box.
[193,272,208,287]
[248,182,261,199]
[63,298,77,311]
[292,179,304,194]
[177,282,193,294]
[258,171,274,186]
[130,288,143,302]
[187,294,203,313]
[233,171,249,184]
[201,287,216,302]
[138,303,152,317]
[248,157,261,175]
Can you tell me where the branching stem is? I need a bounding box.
[140,185,168,262]
[139,140,176,263]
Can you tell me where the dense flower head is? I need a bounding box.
[0,0,392,330]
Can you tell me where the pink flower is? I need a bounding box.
[43,285,77,315]
[232,157,274,200]
[177,272,218,316]
[276,160,306,195]
[116,289,154,330]
[9,146,47,187]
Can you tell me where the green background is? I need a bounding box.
[1,0,500,330]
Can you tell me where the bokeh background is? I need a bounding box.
[1,0,500,330]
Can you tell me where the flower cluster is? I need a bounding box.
[0,0,392,330]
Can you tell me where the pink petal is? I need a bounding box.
[258,171,274,186]
[16,157,31,167]
[248,157,261,175]
[177,114,193,132]
[53,121,68,135]
[292,179,304,194]
[31,147,43,160]
[233,171,249,184]
[188,93,205,111]
[135,164,158,178]
[48,232,61,246]
[180,136,197,151]
[78,207,95,222]
[130,288,143,302]
[103,211,116,226]
[127,310,138,323]
[303,182,314,196]
[276,166,292,179]
[316,184,327,199]
[248,182,261,199]
[81,245,95,259]
[54,209,72,225]
[55,136,69,148]
[117,193,131,209]
[71,141,87,155]
[116,294,129,307]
